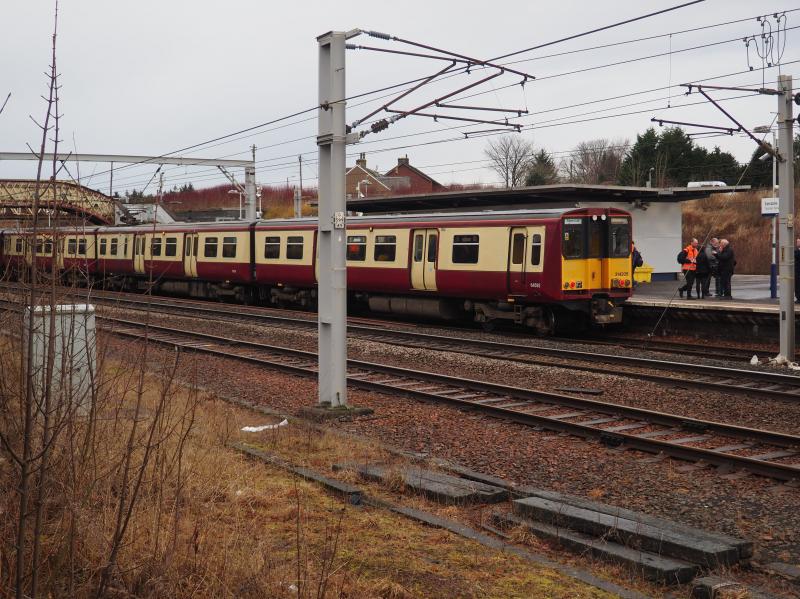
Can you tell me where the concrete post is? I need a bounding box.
[244,163,257,220]
[777,75,795,361]
[25,304,96,414]
[316,31,348,407]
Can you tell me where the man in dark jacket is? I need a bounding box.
[794,238,800,302]
[695,244,712,298]
[717,239,735,298]
[631,242,643,287]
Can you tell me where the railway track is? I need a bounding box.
[4,285,800,401]
[102,316,800,482]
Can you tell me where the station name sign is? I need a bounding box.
[761,197,779,216]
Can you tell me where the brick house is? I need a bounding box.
[346,153,408,199]
[384,155,443,194]
[346,153,442,198]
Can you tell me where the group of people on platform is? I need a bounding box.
[677,237,735,299]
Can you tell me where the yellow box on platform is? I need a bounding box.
[634,264,653,284]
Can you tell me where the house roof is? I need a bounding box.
[384,161,441,187]
[345,164,391,190]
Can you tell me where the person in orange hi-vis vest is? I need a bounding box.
[677,238,699,299]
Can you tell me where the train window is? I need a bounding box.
[78,239,87,255]
[151,237,162,257]
[35,240,43,255]
[562,218,584,259]
[511,233,525,265]
[531,233,542,266]
[99,238,107,255]
[110,238,118,256]
[609,217,631,258]
[286,236,303,260]
[124,237,128,257]
[185,237,191,257]
[165,237,178,257]
[413,234,424,262]
[44,240,53,254]
[222,237,237,258]
[264,236,280,259]
[346,235,367,261]
[588,217,603,259]
[452,234,478,264]
[66,239,76,255]
[193,236,198,258]
[374,235,396,262]
[204,237,218,258]
[427,234,438,262]
[16,238,23,253]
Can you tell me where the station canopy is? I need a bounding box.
[346,183,750,214]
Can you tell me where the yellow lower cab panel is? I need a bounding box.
[561,258,602,291]
[605,257,632,290]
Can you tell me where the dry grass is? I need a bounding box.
[0,337,615,598]
[682,189,800,274]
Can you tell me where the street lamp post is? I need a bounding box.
[755,125,780,299]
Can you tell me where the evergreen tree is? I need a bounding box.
[619,126,741,186]
[525,149,558,186]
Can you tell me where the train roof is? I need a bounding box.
[1,206,630,234]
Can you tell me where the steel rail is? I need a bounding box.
[101,317,800,481]
[3,284,799,401]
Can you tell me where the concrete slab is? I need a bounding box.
[513,496,738,568]
[514,488,752,561]
[690,576,747,599]
[764,561,800,580]
[297,404,374,421]
[234,443,363,505]
[494,511,698,584]
[338,462,508,505]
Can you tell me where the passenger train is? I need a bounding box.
[0,207,633,334]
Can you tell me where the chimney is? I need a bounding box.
[356,152,367,169]
[397,155,410,167]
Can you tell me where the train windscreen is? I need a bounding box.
[609,217,631,258]
[562,218,584,259]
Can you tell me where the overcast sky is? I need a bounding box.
[0,0,796,194]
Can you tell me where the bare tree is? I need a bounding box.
[562,138,629,184]
[484,136,534,188]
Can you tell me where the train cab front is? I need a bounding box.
[559,209,631,326]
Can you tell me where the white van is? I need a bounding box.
[686,181,727,188]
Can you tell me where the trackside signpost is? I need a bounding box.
[761,197,779,216]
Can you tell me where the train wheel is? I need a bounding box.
[481,320,496,333]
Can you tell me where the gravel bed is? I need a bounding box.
[99,307,800,436]
[101,334,800,598]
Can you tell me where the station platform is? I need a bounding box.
[626,274,794,315]
[623,275,797,336]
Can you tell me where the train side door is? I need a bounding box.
[508,227,528,294]
[183,233,199,277]
[410,229,438,291]
[133,234,145,274]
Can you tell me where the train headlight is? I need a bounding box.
[625,279,631,287]
[569,281,575,289]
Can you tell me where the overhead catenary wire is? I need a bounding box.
[91,7,800,189]
[85,0,730,183]
[112,63,799,192]
[107,55,800,192]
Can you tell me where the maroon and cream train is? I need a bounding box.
[0,207,633,333]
